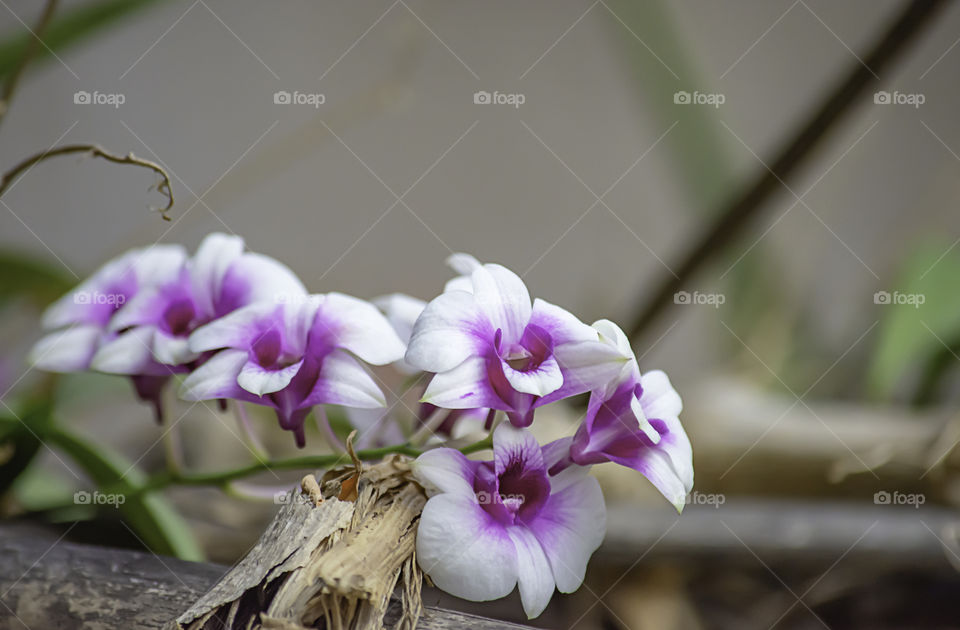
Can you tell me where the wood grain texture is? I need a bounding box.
[0,523,535,630]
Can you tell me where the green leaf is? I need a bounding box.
[0,0,166,81]
[0,399,53,498]
[0,249,74,310]
[867,243,960,401]
[46,426,204,561]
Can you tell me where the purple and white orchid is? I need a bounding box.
[413,423,605,618]
[564,320,693,510]
[28,240,694,620]
[180,292,405,446]
[405,255,627,427]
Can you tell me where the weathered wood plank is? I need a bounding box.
[0,523,535,630]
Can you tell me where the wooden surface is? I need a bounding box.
[0,523,536,630]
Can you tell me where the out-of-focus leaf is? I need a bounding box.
[868,244,960,401]
[12,467,75,511]
[46,426,204,561]
[0,399,53,498]
[0,0,165,80]
[604,0,738,213]
[0,250,73,310]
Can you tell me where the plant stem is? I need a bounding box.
[134,442,424,495]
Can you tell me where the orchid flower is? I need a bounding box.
[87,234,305,419]
[565,320,693,511]
[180,292,405,446]
[405,255,627,427]
[413,423,605,618]
[29,245,186,373]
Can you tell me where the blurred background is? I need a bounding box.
[2,0,960,628]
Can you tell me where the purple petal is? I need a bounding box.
[190,233,244,316]
[527,475,606,593]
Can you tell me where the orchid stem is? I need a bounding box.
[314,407,345,453]
[128,442,423,497]
[233,402,269,460]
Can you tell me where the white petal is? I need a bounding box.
[421,357,502,410]
[28,326,102,372]
[223,252,306,307]
[305,349,385,408]
[469,264,531,345]
[529,299,596,345]
[130,244,188,287]
[501,356,563,397]
[412,448,476,498]
[443,275,474,294]
[640,369,683,419]
[416,493,517,603]
[190,233,245,315]
[591,319,634,357]
[372,293,426,343]
[506,526,555,618]
[188,302,277,352]
[318,293,406,364]
[529,475,606,593]
[90,327,157,374]
[446,253,482,275]
[237,358,304,396]
[152,330,197,366]
[406,291,490,373]
[541,340,629,403]
[178,349,247,400]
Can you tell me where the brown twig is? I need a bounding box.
[626,0,949,343]
[0,0,59,128]
[0,144,174,220]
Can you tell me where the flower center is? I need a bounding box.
[252,328,285,367]
[162,298,196,336]
[474,460,550,525]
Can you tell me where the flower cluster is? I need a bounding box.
[30,239,692,618]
